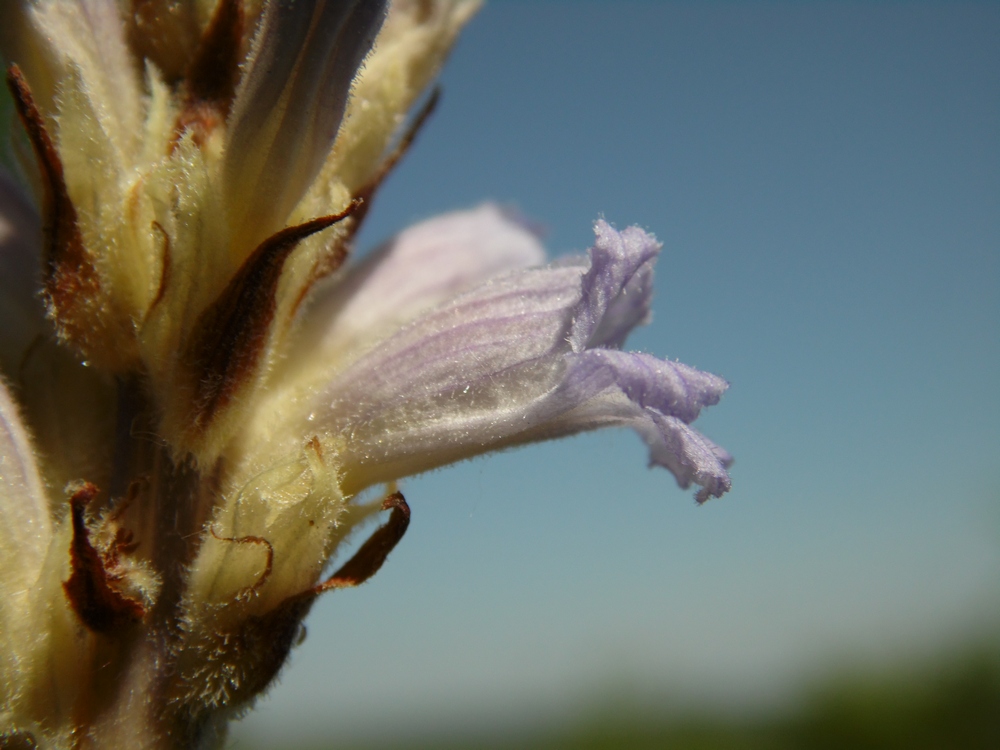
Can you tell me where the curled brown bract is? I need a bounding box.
[182,200,362,434]
[62,483,147,634]
[208,526,274,601]
[6,65,101,353]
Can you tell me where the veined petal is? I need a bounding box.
[328,344,732,501]
[317,259,583,416]
[285,204,546,376]
[570,220,660,351]
[263,220,730,501]
[561,350,728,426]
[224,0,389,253]
[535,381,733,503]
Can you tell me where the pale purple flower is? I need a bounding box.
[0,1,730,747]
[257,206,732,503]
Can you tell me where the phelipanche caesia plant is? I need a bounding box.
[0,1,732,747]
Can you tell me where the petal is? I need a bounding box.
[224,0,389,252]
[241,249,584,484]
[0,171,46,376]
[570,221,660,351]
[272,221,730,501]
[539,394,733,503]
[286,204,547,373]
[649,415,733,503]
[561,349,728,425]
[329,345,732,501]
[319,259,583,417]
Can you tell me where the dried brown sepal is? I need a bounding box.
[313,491,410,593]
[183,201,361,432]
[173,0,244,146]
[208,526,274,601]
[62,483,147,634]
[174,492,411,713]
[5,65,100,345]
[147,221,172,318]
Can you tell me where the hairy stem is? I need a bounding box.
[72,378,225,749]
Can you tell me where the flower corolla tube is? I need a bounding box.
[0,1,732,747]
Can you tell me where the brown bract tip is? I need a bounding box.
[185,0,244,107]
[312,491,411,593]
[6,65,100,341]
[173,0,245,147]
[290,91,440,317]
[209,526,274,601]
[62,483,147,634]
[352,87,441,233]
[183,202,361,434]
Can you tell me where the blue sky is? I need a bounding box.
[233,2,999,744]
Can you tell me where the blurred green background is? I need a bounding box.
[230,645,1000,748]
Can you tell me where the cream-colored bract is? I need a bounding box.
[0,3,481,747]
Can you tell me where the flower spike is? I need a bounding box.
[0,3,730,747]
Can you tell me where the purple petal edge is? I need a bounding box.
[562,350,728,425]
[305,217,731,502]
[541,351,732,503]
[570,221,660,351]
